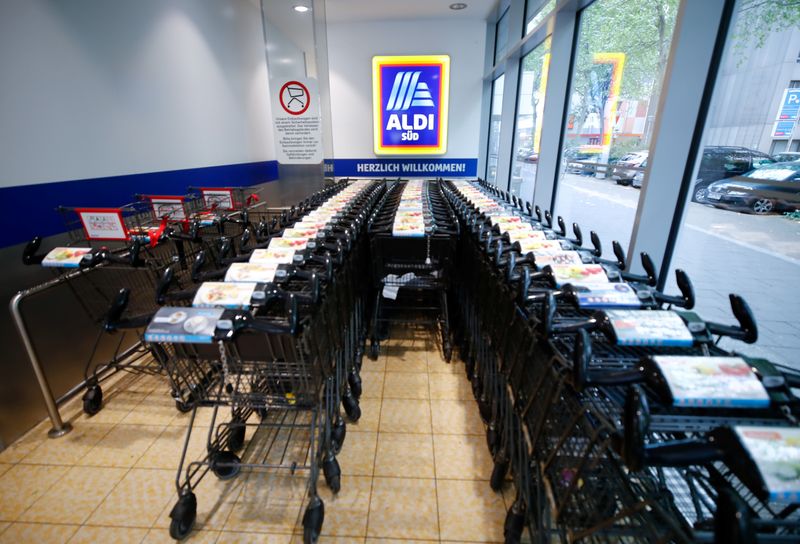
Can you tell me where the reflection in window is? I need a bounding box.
[554,0,678,257]
[525,0,555,34]
[510,38,551,199]
[486,75,506,185]
[494,9,510,65]
[667,1,800,369]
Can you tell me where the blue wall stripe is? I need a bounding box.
[1,160,279,249]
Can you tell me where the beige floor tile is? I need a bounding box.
[153,470,246,531]
[87,468,175,528]
[430,400,484,435]
[428,373,472,401]
[314,475,371,537]
[68,525,149,543]
[0,464,10,478]
[383,347,428,373]
[365,539,436,543]
[352,399,381,432]
[433,434,494,481]
[144,527,222,543]
[78,424,163,468]
[0,522,78,544]
[22,423,112,466]
[223,472,307,535]
[428,357,465,375]
[365,540,436,543]
[20,465,127,524]
[169,406,218,429]
[0,426,45,464]
[359,372,385,399]
[136,424,210,470]
[382,373,429,400]
[437,479,505,542]
[379,400,431,434]
[374,433,434,479]
[219,532,291,543]
[0,464,68,521]
[367,477,438,540]
[293,536,363,544]
[0,522,8,535]
[120,391,179,426]
[338,431,377,477]
[79,390,148,425]
[361,354,386,373]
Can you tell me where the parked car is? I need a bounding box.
[704,162,800,214]
[692,146,775,202]
[612,151,648,185]
[631,159,647,188]
[772,151,800,163]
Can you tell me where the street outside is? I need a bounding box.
[555,173,800,369]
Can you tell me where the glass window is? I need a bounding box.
[553,0,678,257]
[494,9,510,65]
[666,1,800,369]
[510,38,551,199]
[486,74,506,185]
[525,0,556,34]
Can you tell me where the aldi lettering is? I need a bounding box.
[373,55,450,155]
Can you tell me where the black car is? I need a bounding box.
[692,146,775,202]
[704,162,800,214]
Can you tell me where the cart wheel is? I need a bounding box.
[322,456,341,494]
[503,504,525,544]
[478,398,492,425]
[354,346,364,371]
[490,458,509,492]
[348,371,363,399]
[227,420,246,452]
[465,358,475,380]
[342,393,361,422]
[210,451,241,480]
[169,492,197,540]
[331,419,346,454]
[369,341,380,360]
[82,385,103,416]
[443,343,453,363]
[174,399,192,413]
[302,497,324,544]
[486,425,499,455]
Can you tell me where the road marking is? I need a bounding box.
[562,179,800,266]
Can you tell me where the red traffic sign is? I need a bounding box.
[279,80,311,116]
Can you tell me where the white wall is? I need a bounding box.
[0,0,275,188]
[326,18,487,159]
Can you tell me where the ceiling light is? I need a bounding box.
[449,2,467,9]
[293,5,309,13]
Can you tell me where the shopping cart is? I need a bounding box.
[367,179,458,361]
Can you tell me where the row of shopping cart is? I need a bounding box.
[23,184,282,414]
[142,180,384,542]
[366,179,459,360]
[23,180,383,542]
[444,179,800,543]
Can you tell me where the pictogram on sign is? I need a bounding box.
[279,81,311,115]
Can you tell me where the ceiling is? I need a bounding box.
[325,0,498,23]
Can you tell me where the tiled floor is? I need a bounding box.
[0,326,508,543]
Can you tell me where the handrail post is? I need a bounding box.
[9,290,72,438]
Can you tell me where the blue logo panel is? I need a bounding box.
[373,55,450,155]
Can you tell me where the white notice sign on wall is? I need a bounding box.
[270,78,323,164]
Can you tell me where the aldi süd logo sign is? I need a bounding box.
[372,55,450,155]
